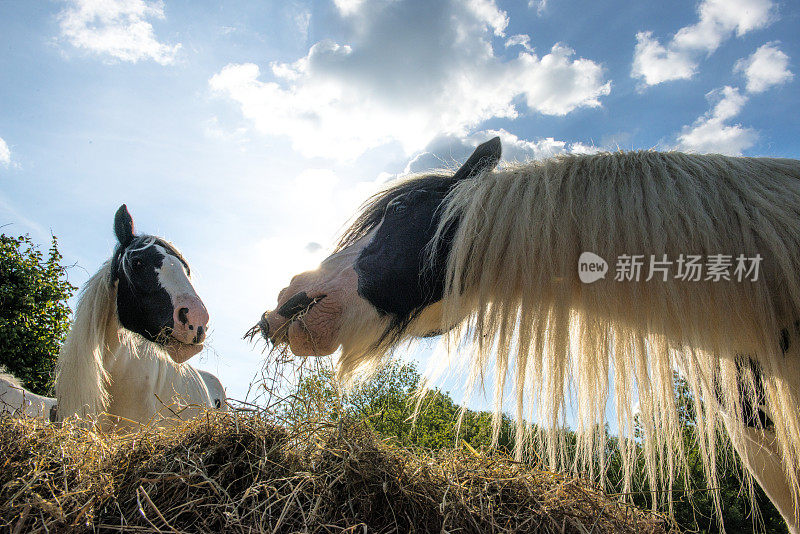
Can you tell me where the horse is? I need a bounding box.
[0,367,226,423]
[0,368,57,421]
[55,204,228,431]
[256,138,800,532]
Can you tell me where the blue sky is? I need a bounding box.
[1,0,798,408]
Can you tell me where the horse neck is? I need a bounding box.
[55,261,121,421]
[105,335,213,421]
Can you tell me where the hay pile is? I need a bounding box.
[0,412,668,533]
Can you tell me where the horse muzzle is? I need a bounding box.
[171,295,210,345]
[262,291,324,344]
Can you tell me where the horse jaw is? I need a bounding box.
[164,340,203,363]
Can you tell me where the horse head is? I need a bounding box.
[258,137,501,360]
[111,205,209,363]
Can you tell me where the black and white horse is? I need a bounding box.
[258,138,800,531]
[54,205,227,431]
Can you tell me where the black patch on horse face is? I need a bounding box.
[350,138,501,331]
[355,183,454,322]
[111,235,189,344]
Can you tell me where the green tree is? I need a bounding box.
[0,234,75,395]
[290,360,515,452]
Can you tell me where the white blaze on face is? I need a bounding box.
[154,245,194,297]
[153,245,210,354]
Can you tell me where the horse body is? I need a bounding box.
[259,139,800,531]
[55,205,225,431]
[101,338,227,430]
[0,370,57,420]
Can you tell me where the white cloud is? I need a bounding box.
[734,42,793,93]
[569,142,603,155]
[529,0,548,16]
[632,0,776,87]
[0,137,10,166]
[677,86,757,155]
[505,34,532,51]
[210,0,611,161]
[294,9,311,41]
[58,0,180,65]
[632,31,697,86]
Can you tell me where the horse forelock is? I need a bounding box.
[335,174,453,253]
[112,235,190,284]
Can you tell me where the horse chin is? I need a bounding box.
[287,323,338,356]
[284,300,342,357]
[164,339,204,363]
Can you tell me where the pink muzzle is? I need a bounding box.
[172,295,209,345]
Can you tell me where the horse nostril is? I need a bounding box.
[178,307,189,325]
[277,291,325,319]
[277,291,315,318]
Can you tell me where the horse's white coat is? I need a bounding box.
[0,370,56,420]
[56,258,224,432]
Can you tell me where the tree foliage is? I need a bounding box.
[0,234,75,395]
[288,361,515,452]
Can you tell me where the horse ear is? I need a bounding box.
[114,204,135,247]
[452,136,502,182]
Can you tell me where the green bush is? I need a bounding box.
[0,234,75,395]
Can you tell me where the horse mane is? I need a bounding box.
[429,150,800,513]
[55,261,117,420]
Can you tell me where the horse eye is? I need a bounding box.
[134,259,143,268]
[214,399,221,409]
[387,199,406,214]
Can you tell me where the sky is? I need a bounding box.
[0,0,798,410]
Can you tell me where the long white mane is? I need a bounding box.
[429,151,800,511]
[55,261,116,420]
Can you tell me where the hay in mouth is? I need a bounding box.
[244,296,325,352]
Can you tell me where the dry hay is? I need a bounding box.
[0,411,670,533]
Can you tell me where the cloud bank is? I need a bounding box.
[210,0,611,160]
